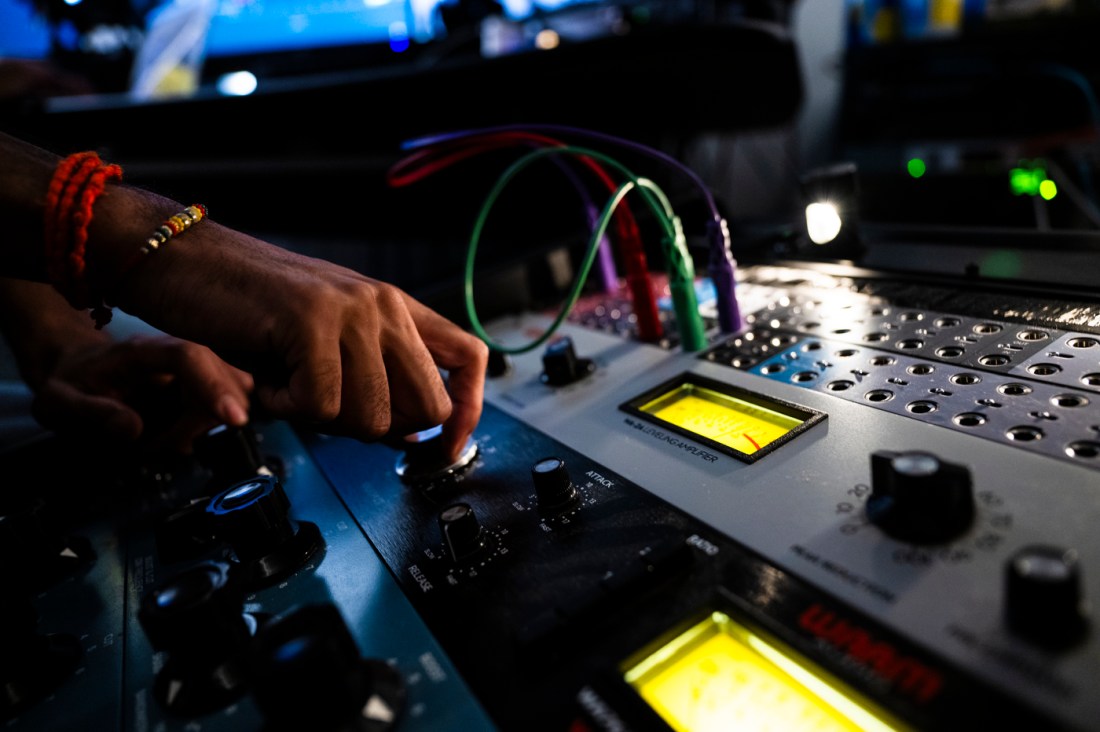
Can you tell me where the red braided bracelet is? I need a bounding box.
[43,151,124,328]
[46,153,101,289]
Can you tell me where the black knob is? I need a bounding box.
[137,560,255,714]
[439,503,486,562]
[250,604,405,732]
[206,475,324,587]
[1006,545,1089,646]
[540,336,595,386]
[194,423,278,489]
[394,425,478,486]
[866,451,974,544]
[487,349,512,378]
[532,457,578,512]
[0,594,82,722]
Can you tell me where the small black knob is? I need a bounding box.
[1006,545,1089,646]
[206,475,324,587]
[866,451,974,544]
[487,349,512,378]
[137,560,255,714]
[540,336,595,386]
[439,503,486,562]
[250,604,406,732]
[531,457,578,512]
[194,423,278,489]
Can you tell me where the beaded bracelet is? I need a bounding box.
[45,153,209,328]
[141,204,208,255]
[96,204,210,328]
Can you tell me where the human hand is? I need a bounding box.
[30,333,254,455]
[99,204,488,462]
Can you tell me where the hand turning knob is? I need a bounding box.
[394,425,478,486]
[866,451,974,544]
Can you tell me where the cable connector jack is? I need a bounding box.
[663,216,707,353]
[706,217,743,334]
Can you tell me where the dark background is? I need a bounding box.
[3,0,1100,326]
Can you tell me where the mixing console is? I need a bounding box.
[2,260,1097,731]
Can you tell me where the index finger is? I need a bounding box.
[403,295,488,461]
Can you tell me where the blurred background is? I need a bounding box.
[1,0,1098,324]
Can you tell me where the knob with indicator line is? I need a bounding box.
[1005,544,1089,646]
[439,503,487,563]
[866,450,975,544]
[206,474,324,588]
[540,336,595,386]
[532,457,579,513]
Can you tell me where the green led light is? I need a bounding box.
[1039,179,1058,200]
[907,158,926,178]
[1010,161,1050,196]
[1010,168,1041,196]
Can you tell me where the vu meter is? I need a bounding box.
[621,373,825,462]
[621,610,907,732]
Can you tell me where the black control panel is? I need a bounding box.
[3,261,1098,731]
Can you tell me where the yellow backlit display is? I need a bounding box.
[623,612,904,732]
[638,384,804,455]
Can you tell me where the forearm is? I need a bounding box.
[0,130,65,280]
[0,130,184,312]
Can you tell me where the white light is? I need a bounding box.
[216,71,258,97]
[805,202,842,245]
[64,0,82,6]
[534,29,560,49]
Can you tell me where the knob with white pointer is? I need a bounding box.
[1005,544,1089,646]
[532,457,578,512]
[438,503,486,563]
[540,336,595,386]
[866,451,974,544]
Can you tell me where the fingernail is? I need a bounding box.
[220,395,249,426]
